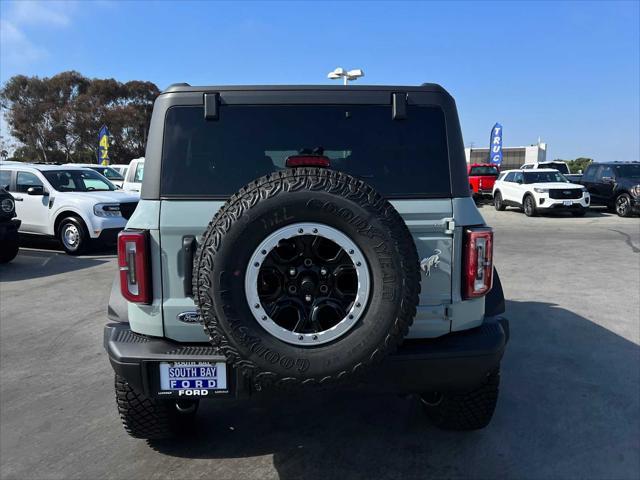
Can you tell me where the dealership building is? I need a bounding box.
[465,142,547,170]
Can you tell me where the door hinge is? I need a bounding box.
[443,218,455,234]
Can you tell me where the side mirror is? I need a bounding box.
[516,179,523,184]
[27,186,46,196]
[602,176,614,183]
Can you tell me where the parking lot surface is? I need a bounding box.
[1,207,639,480]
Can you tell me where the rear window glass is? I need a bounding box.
[523,171,569,184]
[469,166,499,176]
[540,162,569,174]
[161,105,450,198]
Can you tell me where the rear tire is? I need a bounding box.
[420,369,500,431]
[115,375,198,440]
[58,216,89,255]
[523,195,537,217]
[0,238,19,263]
[494,192,506,211]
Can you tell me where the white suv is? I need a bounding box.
[0,164,140,254]
[122,157,144,192]
[492,168,590,217]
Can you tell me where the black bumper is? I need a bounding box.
[97,228,122,246]
[104,316,509,397]
[0,219,21,242]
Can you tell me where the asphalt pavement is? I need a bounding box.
[1,206,638,480]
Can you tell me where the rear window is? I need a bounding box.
[160,105,450,198]
[523,171,569,184]
[469,166,499,176]
[540,162,569,174]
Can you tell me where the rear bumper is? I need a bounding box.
[104,316,509,397]
[0,219,21,242]
[473,190,494,199]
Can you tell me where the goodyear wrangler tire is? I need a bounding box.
[193,168,420,387]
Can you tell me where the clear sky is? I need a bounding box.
[1,0,638,161]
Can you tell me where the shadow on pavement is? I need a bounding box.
[477,204,615,218]
[148,300,640,480]
[0,248,110,282]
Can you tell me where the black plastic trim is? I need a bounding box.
[392,92,407,120]
[485,267,506,316]
[204,93,219,120]
[182,235,197,297]
[104,316,508,395]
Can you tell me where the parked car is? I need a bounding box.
[64,164,125,188]
[104,83,509,440]
[520,160,571,175]
[493,168,589,217]
[579,161,640,217]
[0,164,139,254]
[0,187,20,263]
[468,163,499,201]
[109,164,130,179]
[122,157,144,192]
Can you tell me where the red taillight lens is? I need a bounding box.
[118,230,151,304]
[462,227,493,299]
[285,155,331,168]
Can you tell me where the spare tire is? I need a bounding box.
[193,167,420,387]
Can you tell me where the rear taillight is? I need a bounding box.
[118,230,151,304]
[462,227,493,299]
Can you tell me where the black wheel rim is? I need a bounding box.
[245,223,371,346]
[616,196,630,215]
[258,235,358,334]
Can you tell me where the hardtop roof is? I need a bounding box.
[0,163,96,172]
[162,83,449,95]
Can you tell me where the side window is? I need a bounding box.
[134,163,144,182]
[16,171,43,193]
[0,170,11,189]
[582,166,596,182]
[504,172,515,182]
[513,172,524,184]
[601,166,614,179]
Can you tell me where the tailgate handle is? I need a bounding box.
[182,235,197,297]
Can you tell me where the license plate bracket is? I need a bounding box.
[563,200,572,206]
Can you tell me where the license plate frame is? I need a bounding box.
[150,361,232,398]
[563,200,573,206]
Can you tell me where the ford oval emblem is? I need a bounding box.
[177,311,200,324]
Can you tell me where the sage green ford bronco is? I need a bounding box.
[104,84,509,439]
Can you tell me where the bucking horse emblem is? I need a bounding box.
[420,249,442,277]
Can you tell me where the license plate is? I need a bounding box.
[563,200,572,206]
[159,361,227,391]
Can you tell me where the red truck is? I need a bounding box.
[468,163,500,201]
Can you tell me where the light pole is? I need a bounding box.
[328,67,364,85]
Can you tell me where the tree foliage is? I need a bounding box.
[0,71,159,163]
[555,157,594,174]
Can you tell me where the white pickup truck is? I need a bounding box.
[0,163,139,254]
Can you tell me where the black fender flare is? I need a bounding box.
[485,267,505,316]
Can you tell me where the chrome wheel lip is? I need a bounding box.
[245,222,370,347]
[616,196,630,215]
[62,224,80,250]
